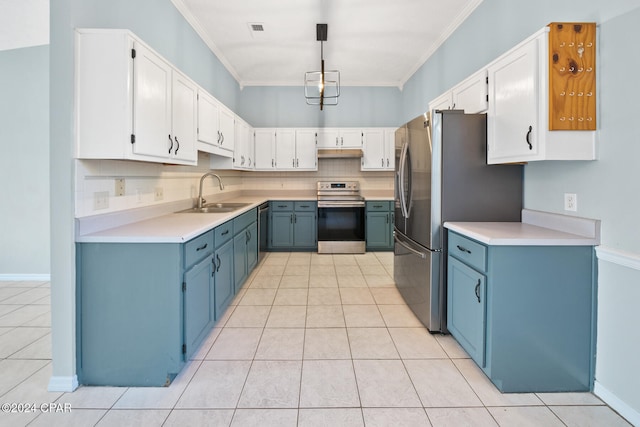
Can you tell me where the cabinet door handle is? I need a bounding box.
[475,280,481,303]
[212,257,215,277]
[300,205,310,208]
[220,132,225,144]
[174,136,180,155]
[196,243,208,251]
[277,205,288,208]
[294,213,297,223]
[335,137,339,146]
[373,204,383,208]
[456,245,472,254]
[341,137,344,146]
[221,230,229,236]
[168,134,173,154]
[381,158,384,167]
[217,130,221,143]
[216,254,221,272]
[290,214,293,224]
[387,158,389,167]
[386,214,389,224]
[525,125,533,150]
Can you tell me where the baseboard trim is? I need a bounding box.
[0,274,51,281]
[48,375,79,392]
[594,381,639,426]
[596,246,640,271]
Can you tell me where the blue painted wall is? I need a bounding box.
[0,45,50,276]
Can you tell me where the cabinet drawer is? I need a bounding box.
[271,201,294,211]
[215,220,233,248]
[233,209,257,234]
[366,201,392,212]
[294,201,316,212]
[184,230,214,269]
[448,231,487,272]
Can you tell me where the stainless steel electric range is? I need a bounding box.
[316,181,365,254]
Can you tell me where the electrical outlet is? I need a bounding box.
[564,193,577,211]
[115,178,125,197]
[154,187,164,201]
[93,191,109,210]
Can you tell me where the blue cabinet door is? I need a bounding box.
[366,211,391,249]
[293,211,317,248]
[270,211,294,248]
[447,255,486,366]
[234,231,248,291]
[214,239,235,319]
[247,222,258,271]
[183,254,214,360]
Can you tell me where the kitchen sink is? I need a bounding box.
[177,202,251,214]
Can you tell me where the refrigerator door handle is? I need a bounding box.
[394,234,427,259]
[398,141,410,219]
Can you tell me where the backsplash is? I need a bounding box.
[75,154,394,217]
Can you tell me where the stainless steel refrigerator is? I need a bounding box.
[394,110,523,333]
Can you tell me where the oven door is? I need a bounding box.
[317,202,366,253]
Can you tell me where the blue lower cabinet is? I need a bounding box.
[268,201,317,250]
[76,208,260,387]
[183,254,215,361]
[365,201,393,251]
[233,210,258,291]
[446,230,596,392]
[76,242,185,386]
[214,238,235,317]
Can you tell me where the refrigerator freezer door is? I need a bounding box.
[394,125,407,234]
[393,230,442,332]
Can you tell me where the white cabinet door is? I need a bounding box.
[317,129,339,148]
[275,129,296,169]
[487,37,539,164]
[233,118,253,169]
[254,129,276,170]
[361,129,386,170]
[385,128,396,170]
[132,42,172,160]
[453,69,488,114]
[197,90,219,146]
[171,71,197,162]
[339,129,362,148]
[218,106,235,152]
[429,91,453,114]
[295,129,317,170]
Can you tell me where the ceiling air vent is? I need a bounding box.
[248,23,266,38]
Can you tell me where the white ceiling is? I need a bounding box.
[172,0,483,88]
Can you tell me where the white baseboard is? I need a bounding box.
[48,375,79,392]
[594,381,640,426]
[0,274,51,281]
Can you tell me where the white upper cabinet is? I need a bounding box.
[274,129,297,169]
[428,91,454,113]
[294,129,318,170]
[170,70,197,162]
[452,69,488,114]
[317,129,362,148]
[487,38,540,163]
[218,105,236,153]
[233,117,253,170]
[486,27,596,164]
[197,90,233,158]
[361,128,394,171]
[254,129,276,170]
[75,29,197,165]
[252,129,317,171]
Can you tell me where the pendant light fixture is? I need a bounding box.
[304,23,340,110]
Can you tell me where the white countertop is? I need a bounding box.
[77,193,392,244]
[444,209,601,246]
[76,196,270,243]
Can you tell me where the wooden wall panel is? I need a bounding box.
[548,23,597,130]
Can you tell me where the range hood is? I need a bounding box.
[317,148,364,159]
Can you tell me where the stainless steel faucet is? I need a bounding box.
[197,172,225,208]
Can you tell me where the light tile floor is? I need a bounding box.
[0,252,632,426]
